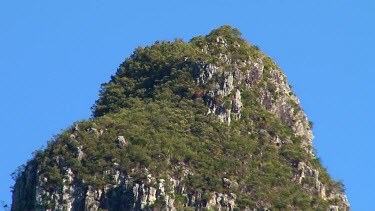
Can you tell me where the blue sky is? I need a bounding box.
[0,1,373,209]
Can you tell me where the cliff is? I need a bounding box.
[11,25,349,211]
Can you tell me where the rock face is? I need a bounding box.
[12,165,236,211]
[11,26,349,210]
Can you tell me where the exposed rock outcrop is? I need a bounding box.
[13,164,237,211]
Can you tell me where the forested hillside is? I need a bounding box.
[11,26,349,211]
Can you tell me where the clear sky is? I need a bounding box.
[0,1,373,210]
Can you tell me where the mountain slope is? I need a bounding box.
[11,25,349,211]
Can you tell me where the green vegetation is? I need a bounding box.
[12,25,346,210]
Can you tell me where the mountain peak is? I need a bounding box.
[11,25,349,211]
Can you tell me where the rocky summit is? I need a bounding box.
[11,25,349,211]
